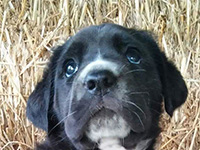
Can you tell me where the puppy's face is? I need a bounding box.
[27,24,188,150]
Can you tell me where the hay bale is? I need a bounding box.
[0,0,199,149]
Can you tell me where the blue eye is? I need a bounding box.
[126,48,141,64]
[65,59,78,77]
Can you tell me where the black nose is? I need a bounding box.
[84,70,117,95]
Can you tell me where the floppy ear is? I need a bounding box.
[26,45,64,131]
[26,67,53,131]
[128,29,188,116]
[159,54,188,116]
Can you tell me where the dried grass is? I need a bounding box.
[0,0,199,150]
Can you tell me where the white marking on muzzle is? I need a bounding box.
[98,138,152,150]
[86,114,131,143]
[78,59,119,81]
[75,58,119,101]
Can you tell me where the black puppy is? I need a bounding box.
[27,24,188,150]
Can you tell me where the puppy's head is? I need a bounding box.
[27,24,188,149]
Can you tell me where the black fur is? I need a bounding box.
[27,24,188,150]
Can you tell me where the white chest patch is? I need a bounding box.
[98,138,152,150]
[85,109,152,150]
[85,110,131,143]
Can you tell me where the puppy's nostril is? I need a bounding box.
[84,70,117,95]
[87,80,96,90]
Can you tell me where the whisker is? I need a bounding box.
[126,106,145,130]
[122,100,146,119]
[52,135,68,146]
[128,92,162,105]
[119,64,127,72]
[124,69,146,75]
[128,91,150,96]
[133,111,145,130]
[149,108,161,114]
[48,111,76,136]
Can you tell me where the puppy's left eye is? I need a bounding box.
[65,59,78,77]
[126,47,141,64]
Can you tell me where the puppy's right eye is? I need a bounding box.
[126,47,141,64]
[65,59,78,77]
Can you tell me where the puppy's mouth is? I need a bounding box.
[85,108,131,143]
[65,95,147,148]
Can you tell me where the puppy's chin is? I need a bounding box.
[65,94,150,149]
[85,108,131,143]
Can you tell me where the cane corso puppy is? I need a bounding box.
[26,24,188,150]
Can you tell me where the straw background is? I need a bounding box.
[0,0,199,150]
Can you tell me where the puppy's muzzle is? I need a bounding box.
[84,70,117,95]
